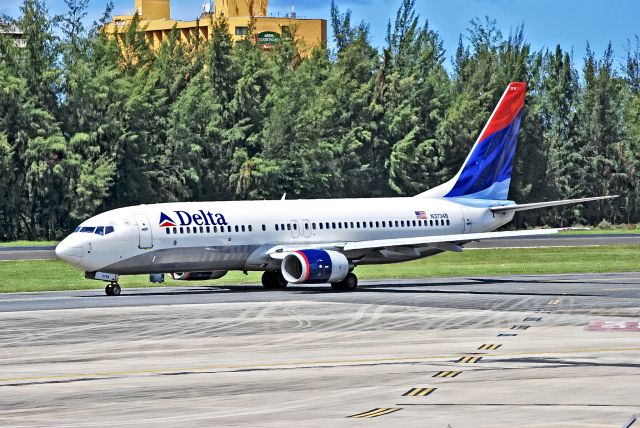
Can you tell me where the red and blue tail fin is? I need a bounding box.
[418,82,527,200]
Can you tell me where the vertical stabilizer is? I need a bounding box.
[418,82,527,200]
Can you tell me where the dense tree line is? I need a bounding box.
[0,0,638,240]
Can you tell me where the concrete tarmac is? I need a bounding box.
[1,273,639,427]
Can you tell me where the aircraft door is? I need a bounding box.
[302,220,312,238]
[461,207,472,234]
[133,214,153,249]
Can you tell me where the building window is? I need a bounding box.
[235,26,248,36]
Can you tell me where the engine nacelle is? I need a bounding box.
[170,271,228,281]
[281,250,349,284]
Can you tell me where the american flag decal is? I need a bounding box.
[415,211,427,219]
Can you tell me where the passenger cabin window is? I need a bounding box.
[275,224,279,231]
[262,224,266,231]
[249,225,253,232]
[446,219,450,226]
[165,228,170,235]
[173,227,177,234]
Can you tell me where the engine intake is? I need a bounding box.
[170,271,228,281]
[281,250,349,284]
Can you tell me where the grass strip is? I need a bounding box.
[0,245,638,293]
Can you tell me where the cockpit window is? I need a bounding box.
[74,226,115,235]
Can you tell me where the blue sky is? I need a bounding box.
[2,0,638,68]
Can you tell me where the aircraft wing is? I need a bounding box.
[267,228,568,259]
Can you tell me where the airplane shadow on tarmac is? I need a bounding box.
[76,277,603,298]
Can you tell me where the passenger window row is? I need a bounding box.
[166,224,254,235]
[305,218,450,230]
[165,218,451,236]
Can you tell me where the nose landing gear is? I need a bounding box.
[105,282,121,296]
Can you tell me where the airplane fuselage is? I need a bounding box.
[56,197,514,276]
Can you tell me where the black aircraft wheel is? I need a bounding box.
[275,271,289,289]
[331,273,358,292]
[261,271,289,290]
[112,283,121,296]
[105,283,121,296]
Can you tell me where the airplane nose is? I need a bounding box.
[55,240,83,265]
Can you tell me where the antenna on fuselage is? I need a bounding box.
[281,193,287,200]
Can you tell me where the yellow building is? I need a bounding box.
[106,0,327,55]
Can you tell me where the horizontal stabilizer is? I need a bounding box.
[490,196,618,213]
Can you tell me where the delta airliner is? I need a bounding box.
[55,83,615,296]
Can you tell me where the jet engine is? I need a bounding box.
[170,271,228,281]
[281,250,350,284]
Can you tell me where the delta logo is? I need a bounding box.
[159,210,228,227]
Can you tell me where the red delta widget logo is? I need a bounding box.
[159,210,228,227]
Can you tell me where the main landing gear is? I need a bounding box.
[105,282,121,296]
[331,273,358,292]
[261,271,289,290]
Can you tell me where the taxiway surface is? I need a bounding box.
[1,273,639,427]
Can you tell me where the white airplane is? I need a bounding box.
[56,82,615,296]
